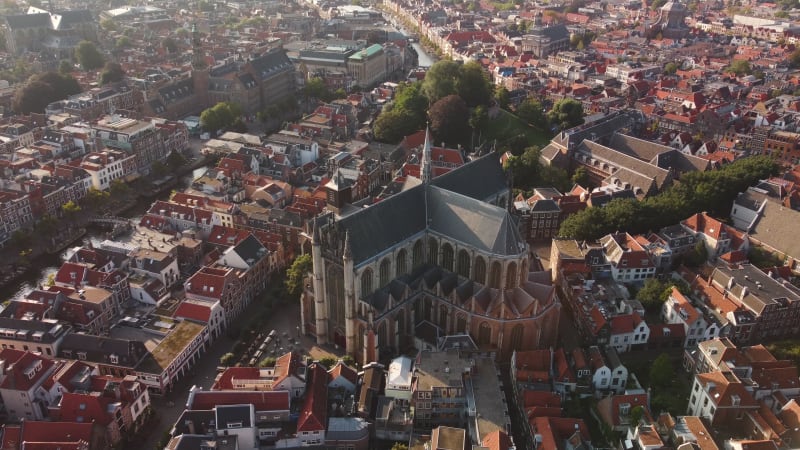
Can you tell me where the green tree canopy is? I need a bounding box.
[559,155,780,240]
[649,353,675,388]
[13,72,81,114]
[99,62,125,85]
[200,102,243,134]
[285,254,312,300]
[58,60,73,75]
[456,61,492,107]
[516,98,549,130]
[664,62,679,75]
[494,86,511,110]
[727,59,752,76]
[75,40,104,70]
[547,98,584,130]
[303,77,331,101]
[374,108,419,143]
[504,146,572,193]
[429,94,469,147]
[421,60,460,103]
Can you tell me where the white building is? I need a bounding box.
[662,287,719,348]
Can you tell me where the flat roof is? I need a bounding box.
[470,356,510,440]
[137,320,204,374]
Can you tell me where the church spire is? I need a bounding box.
[191,23,206,70]
[421,125,432,183]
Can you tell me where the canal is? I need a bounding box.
[0,166,207,302]
[412,42,436,67]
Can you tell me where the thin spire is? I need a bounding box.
[421,125,432,183]
[343,230,352,260]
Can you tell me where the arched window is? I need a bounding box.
[442,243,454,272]
[379,259,390,287]
[509,324,524,351]
[424,297,432,322]
[396,249,408,276]
[506,262,517,289]
[457,250,471,278]
[412,240,424,268]
[456,315,467,333]
[360,268,373,298]
[489,261,502,289]
[474,256,486,284]
[439,305,448,329]
[427,238,438,265]
[478,322,491,346]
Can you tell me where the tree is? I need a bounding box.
[58,60,73,75]
[727,59,752,76]
[495,86,511,110]
[13,80,55,114]
[109,179,131,197]
[456,61,492,107]
[373,108,419,143]
[571,166,590,187]
[259,357,277,367]
[200,102,242,134]
[99,62,125,85]
[649,353,675,388]
[303,77,332,101]
[547,98,584,130]
[391,444,409,450]
[664,62,679,75]
[61,200,81,221]
[421,60,460,103]
[637,278,672,311]
[85,187,110,210]
[318,357,337,369]
[75,41,104,70]
[100,18,117,31]
[151,161,168,178]
[504,146,572,193]
[220,352,235,366]
[285,254,313,300]
[115,36,131,49]
[429,94,469,147]
[630,405,645,425]
[516,98,549,130]
[469,105,488,131]
[392,81,428,126]
[166,151,188,171]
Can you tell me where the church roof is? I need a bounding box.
[428,186,525,256]
[430,153,508,202]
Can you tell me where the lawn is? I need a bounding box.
[481,109,552,150]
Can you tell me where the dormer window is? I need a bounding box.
[110,354,119,364]
[77,352,87,361]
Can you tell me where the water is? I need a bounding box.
[412,42,436,68]
[0,169,203,302]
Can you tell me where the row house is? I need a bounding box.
[212,352,307,398]
[130,248,180,289]
[599,232,657,284]
[51,374,151,447]
[662,287,721,348]
[184,266,243,329]
[0,317,68,357]
[90,114,174,175]
[681,212,749,260]
[141,200,218,239]
[707,264,800,342]
[0,189,34,248]
[0,349,57,421]
[587,345,629,394]
[75,149,138,191]
[46,83,142,121]
[174,299,225,341]
[215,234,271,320]
[19,168,91,219]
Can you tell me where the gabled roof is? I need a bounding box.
[189,390,290,411]
[328,361,357,386]
[0,349,54,392]
[297,363,328,432]
[173,300,212,323]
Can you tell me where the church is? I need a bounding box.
[301,130,562,364]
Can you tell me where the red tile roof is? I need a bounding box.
[0,349,54,392]
[328,361,357,385]
[174,301,212,323]
[297,363,328,432]
[15,421,93,449]
[481,430,513,450]
[189,390,290,411]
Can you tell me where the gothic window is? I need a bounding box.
[326,265,345,327]
[428,238,438,265]
[360,268,373,298]
[424,297,432,322]
[456,250,471,278]
[506,262,517,289]
[379,259,390,287]
[489,261,502,289]
[397,249,408,276]
[509,324,524,351]
[439,305,448,329]
[456,315,467,333]
[412,240,424,268]
[478,322,491,346]
[474,256,486,284]
[442,243,454,272]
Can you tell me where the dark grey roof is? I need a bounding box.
[216,404,253,429]
[159,78,194,105]
[52,10,93,29]
[338,186,427,265]
[427,186,525,255]
[0,317,65,343]
[249,49,293,81]
[59,333,148,368]
[609,133,671,162]
[430,153,508,202]
[231,234,267,266]
[530,199,560,212]
[5,13,50,29]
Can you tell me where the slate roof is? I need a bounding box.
[749,201,800,261]
[430,153,508,202]
[216,404,252,429]
[427,186,525,256]
[59,333,148,368]
[5,13,50,29]
[249,49,293,81]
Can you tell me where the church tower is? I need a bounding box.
[191,23,210,109]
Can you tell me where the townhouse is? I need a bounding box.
[0,349,57,421]
[662,287,720,348]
